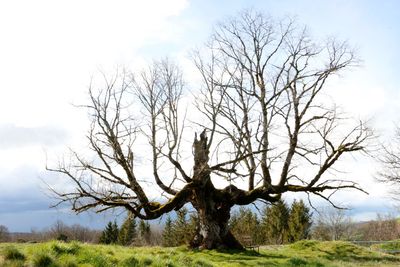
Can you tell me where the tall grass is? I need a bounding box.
[3,246,25,261]
[31,252,54,267]
[0,240,399,266]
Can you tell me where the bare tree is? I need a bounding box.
[0,225,10,242]
[359,213,400,241]
[311,207,355,241]
[377,125,400,200]
[50,220,69,239]
[48,11,372,249]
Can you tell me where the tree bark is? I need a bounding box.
[190,206,243,250]
[189,184,243,250]
[189,130,243,250]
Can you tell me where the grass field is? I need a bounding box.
[1,240,400,267]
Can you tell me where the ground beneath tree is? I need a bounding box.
[1,240,400,266]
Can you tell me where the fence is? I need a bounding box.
[351,240,400,254]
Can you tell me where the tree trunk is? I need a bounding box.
[190,130,243,250]
[189,186,243,250]
[190,210,243,250]
[194,213,243,250]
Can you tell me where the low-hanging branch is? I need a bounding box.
[48,10,373,250]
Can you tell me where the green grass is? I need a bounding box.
[1,240,400,266]
[369,240,400,254]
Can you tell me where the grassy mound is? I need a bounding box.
[289,240,371,258]
[0,240,399,266]
[372,240,400,252]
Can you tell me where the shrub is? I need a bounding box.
[140,257,153,266]
[57,234,68,242]
[51,242,80,255]
[3,246,25,261]
[32,252,54,267]
[120,256,139,267]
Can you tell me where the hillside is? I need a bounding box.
[1,240,400,266]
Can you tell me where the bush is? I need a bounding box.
[120,256,139,267]
[32,252,54,267]
[57,234,68,242]
[51,242,80,255]
[140,257,153,266]
[3,246,26,261]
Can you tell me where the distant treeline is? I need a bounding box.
[0,222,101,243]
[1,200,399,245]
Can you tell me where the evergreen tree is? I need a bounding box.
[163,208,198,246]
[262,200,290,244]
[99,230,107,244]
[288,199,312,242]
[230,207,264,244]
[99,221,112,244]
[99,220,119,244]
[138,220,151,245]
[162,216,174,247]
[171,208,191,245]
[111,220,119,243]
[187,213,199,242]
[118,213,137,246]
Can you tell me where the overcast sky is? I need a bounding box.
[0,0,399,232]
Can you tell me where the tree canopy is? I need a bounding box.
[49,10,372,249]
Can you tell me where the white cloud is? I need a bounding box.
[0,0,190,171]
[0,0,398,230]
[0,0,189,127]
[0,124,68,149]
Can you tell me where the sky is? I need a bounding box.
[0,0,399,232]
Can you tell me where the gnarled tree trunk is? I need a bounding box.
[189,130,243,250]
[190,187,243,250]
